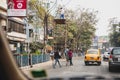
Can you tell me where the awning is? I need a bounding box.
[7,36,26,42]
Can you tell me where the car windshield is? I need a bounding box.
[1,0,120,80]
[87,50,98,54]
[113,48,120,55]
[104,52,109,55]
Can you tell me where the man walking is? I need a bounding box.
[50,50,54,67]
[53,50,62,68]
[64,48,69,66]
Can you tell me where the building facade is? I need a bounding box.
[0,0,27,54]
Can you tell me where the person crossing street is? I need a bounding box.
[53,50,62,68]
[68,49,73,66]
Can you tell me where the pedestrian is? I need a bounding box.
[29,54,33,68]
[80,48,83,56]
[53,50,62,68]
[68,49,73,66]
[50,50,54,67]
[60,7,64,19]
[59,50,62,56]
[64,48,69,66]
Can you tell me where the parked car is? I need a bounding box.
[103,52,110,61]
[108,47,120,72]
[84,49,101,65]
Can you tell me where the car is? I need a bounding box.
[108,47,120,72]
[84,49,101,65]
[103,52,110,61]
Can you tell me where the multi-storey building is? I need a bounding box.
[0,0,26,54]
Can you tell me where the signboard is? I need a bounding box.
[98,36,109,43]
[93,36,98,43]
[7,0,27,17]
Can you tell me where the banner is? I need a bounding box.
[98,36,109,43]
[7,0,27,17]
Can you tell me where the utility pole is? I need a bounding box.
[43,0,50,54]
[43,0,57,53]
[65,24,67,50]
[43,13,48,54]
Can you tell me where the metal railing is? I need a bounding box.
[13,53,50,67]
[13,52,80,67]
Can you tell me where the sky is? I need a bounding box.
[54,0,120,36]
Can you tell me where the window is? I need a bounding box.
[8,20,25,34]
[113,48,120,55]
[88,50,98,54]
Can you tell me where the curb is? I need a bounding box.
[20,59,66,71]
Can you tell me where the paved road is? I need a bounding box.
[46,56,120,78]
[22,56,120,79]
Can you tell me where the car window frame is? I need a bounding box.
[0,27,28,80]
[87,49,99,54]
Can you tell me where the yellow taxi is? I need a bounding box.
[84,49,101,65]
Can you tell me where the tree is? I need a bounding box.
[75,9,98,51]
[28,0,54,53]
[108,17,120,47]
[53,8,98,52]
[28,0,46,21]
[29,42,44,53]
[64,8,98,51]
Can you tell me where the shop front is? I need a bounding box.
[7,33,26,54]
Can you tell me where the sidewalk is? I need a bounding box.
[21,54,81,78]
[21,55,80,71]
[20,58,66,78]
[21,58,66,69]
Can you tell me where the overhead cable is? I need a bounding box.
[48,0,57,13]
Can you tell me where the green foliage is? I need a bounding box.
[22,52,28,55]
[66,9,97,50]
[53,8,98,50]
[109,32,120,47]
[28,0,54,26]
[35,49,41,55]
[29,0,46,20]
[109,18,120,47]
[75,9,97,49]
[29,42,44,53]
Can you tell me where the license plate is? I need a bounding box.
[90,57,94,59]
[118,58,120,61]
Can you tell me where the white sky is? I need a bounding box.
[55,0,120,36]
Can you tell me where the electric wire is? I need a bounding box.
[47,0,57,14]
[60,0,72,8]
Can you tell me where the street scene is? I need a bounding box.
[0,0,120,80]
[22,55,120,79]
